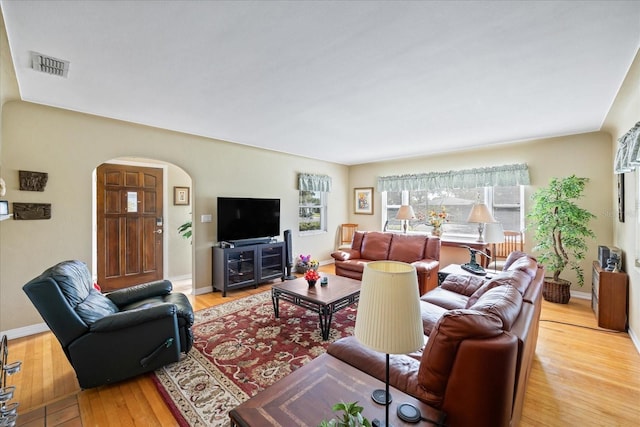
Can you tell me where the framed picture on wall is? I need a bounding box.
[354,187,374,215]
[618,174,625,222]
[174,186,190,206]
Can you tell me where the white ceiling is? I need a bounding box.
[2,1,639,165]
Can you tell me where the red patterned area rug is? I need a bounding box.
[151,290,357,426]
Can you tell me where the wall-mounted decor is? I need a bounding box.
[354,187,374,215]
[19,170,48,191]
[13,203,51,220]
[174,187,190,206]
[0,200,8,215]
[618,173,625,222]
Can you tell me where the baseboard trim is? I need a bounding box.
[1,322,49,340]
[570,290,591,300]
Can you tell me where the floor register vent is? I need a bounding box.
[31,52,70,77]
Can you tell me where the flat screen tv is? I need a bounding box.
[217,197,280,243]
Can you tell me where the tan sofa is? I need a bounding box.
[327,251,544,427]
[330,231,441,295]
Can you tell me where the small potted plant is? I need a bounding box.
[304,269,320,286]
[296,254,319,273]
[318,401,371,427]
[527,175,596,303]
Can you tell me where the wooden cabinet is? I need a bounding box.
[213,242,285,296]
[591,261,628,331]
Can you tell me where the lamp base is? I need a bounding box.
[371,388,392,405]
[372,419,391,427]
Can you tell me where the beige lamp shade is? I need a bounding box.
[483,222,504,244]
[354,261,424,355]
[395,205,416,221]
[466,203,496,224]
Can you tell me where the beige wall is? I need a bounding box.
[0,101,349,333]
[603,48,640,346]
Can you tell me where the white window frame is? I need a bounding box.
[298,190,327,235]
[382,186,525,238]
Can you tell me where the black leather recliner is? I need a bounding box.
[22,260,194,389]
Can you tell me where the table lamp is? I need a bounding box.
[355,261,424,427]
[483,222,504,272]
[466,202,497,241]
[395,205,416,234]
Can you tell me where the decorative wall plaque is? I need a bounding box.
[13,203,51,220]
[19,170,48,192]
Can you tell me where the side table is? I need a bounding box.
[229,353,445,426]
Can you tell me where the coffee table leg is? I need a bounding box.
[319,307,333,340]
[272,291,280,318]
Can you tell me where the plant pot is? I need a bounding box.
[307,280,316,287]
[542,277,571,304]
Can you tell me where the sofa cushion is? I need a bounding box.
[75,289,119,325]
[468,285,523,331]
[440,274,487,297]
[388,234,427,263]
[466,269,533,307]
[420,299,449,335]
[506,255,538,278]
[421,287,468,311]
[360,232,392,260]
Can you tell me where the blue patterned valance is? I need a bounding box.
[614,121,640,173]
[298,173,332,192]
[377,163,530,192]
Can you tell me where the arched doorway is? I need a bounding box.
[92,158,194,294]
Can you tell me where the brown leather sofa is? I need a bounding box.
[327,251,544,427]
[331,231,441,295]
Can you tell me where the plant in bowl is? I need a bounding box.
[527,175,596,303]
[318,401,371,427]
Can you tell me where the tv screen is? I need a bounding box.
[217,197,280,242]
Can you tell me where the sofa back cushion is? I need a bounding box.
[468,285,523,331]
[351,231,366,252]
[360,232,393,260]
[388,234,427,263]
[466,269,531,308]
[506,254,539,278]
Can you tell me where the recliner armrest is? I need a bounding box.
[106,280,173,307]
[90,303,176,332]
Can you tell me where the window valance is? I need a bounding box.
[377,163,530,192]
[298,173,332,192]
[614,121,640,174]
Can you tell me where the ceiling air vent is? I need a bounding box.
[31,52,70,77]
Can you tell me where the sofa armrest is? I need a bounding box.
[106,280,173,307]
[328,336,431,404]
[90,303,176,332]
[412,258,439,273]
[331,249,360,261]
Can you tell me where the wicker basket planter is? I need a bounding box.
[542,278,571,304]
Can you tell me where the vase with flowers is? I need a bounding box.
[304,268,320,287]
[427,206,449,237]
[296,254,319,273]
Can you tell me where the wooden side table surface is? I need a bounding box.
[229,353,445,427]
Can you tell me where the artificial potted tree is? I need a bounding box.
[527,175,596,304]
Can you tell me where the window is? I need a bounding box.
[383,186,524,237]
[299,190,327,234]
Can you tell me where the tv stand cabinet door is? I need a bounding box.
[213,245,258,296]
[258,242,285,282]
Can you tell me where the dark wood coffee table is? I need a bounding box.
[229,353,446,426]
[271,274,360,340]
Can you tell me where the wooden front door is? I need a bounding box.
[97,164,164,291]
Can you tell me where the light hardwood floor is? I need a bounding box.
[8,265,640,426]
